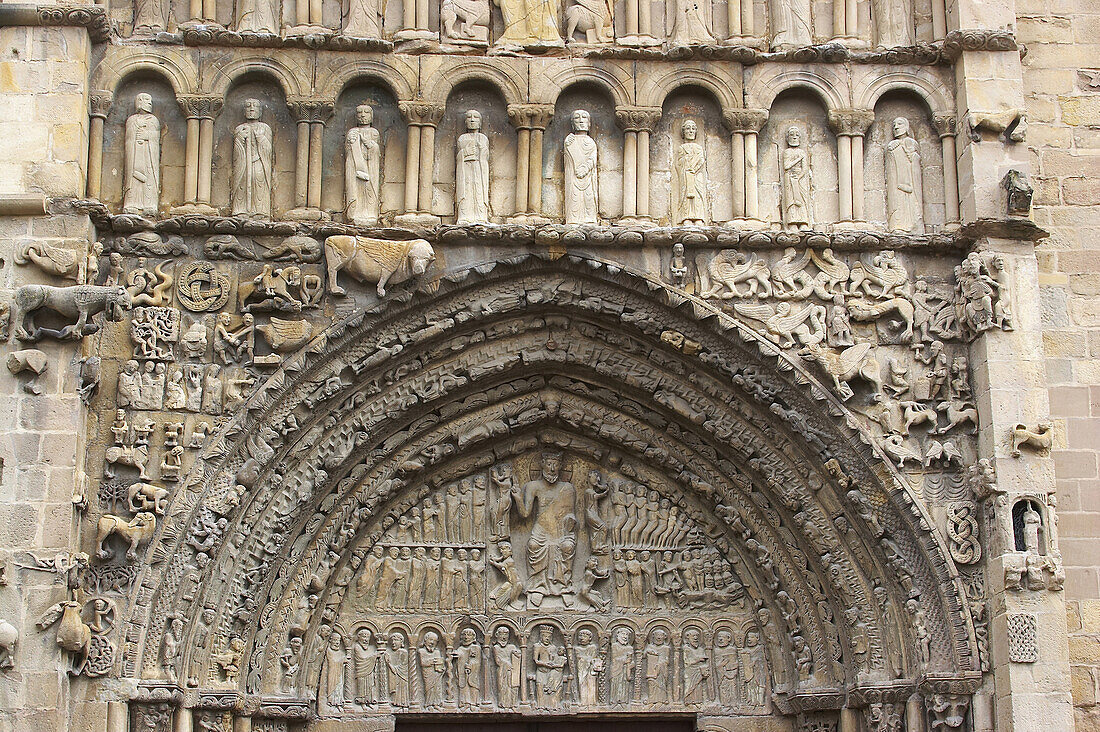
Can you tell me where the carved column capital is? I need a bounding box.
[507,103,555,131]
[933,113,958,137]
[398,101,445,127]
[615,106,662,133]
[287,98,335,124]
[828,108,876,137]
[176,95,224,120]
[721,108,769,133]
[89,91,113,119]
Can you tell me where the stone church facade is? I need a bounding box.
[0,0,1096,729]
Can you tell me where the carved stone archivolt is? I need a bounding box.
[106,254,981,725]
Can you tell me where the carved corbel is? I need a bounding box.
[966,108,1027,143]
[176,95,224,120]
[506,103,555,131]
[721,108,769,133]
[827,108,876,137]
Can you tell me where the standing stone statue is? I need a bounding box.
[873,0,913,46]
[564,0,614,43]
[456,110,490,224]
[492,626,521,707]
[670,0,716,44]
[673,119,709,226]
[573,628,602,706]
[563,110,599,225]
[512,451,577,606]
[133,0,167,33]
[418,631,446,709]
[885,116,924,233]
[123,93,161,216]
[352,628,380,705]
[236,0,279,33]
[344,0,383,36]
[232,98,274,219]
[345,104,381,226]
[321,632,348,710]
[780,126,813,230]
[770,0,812,47]
[493,0,563,46]
[441,0,490,42]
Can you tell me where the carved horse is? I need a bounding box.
[104,443,150,480]
[95,512,157,560]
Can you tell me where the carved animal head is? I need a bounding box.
[407,240,436,275]
[110,286,133,314]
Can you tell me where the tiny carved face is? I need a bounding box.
[682,119,698,141]
[540,626,553,643]
[388,546,400,558]
[470,549,481,560]
[577,629,593,645]
[244,98,261,120]
[892,117,910,138]
[744,631,759,647]
[444,548,454,559]
[424,631,438,650]
[389,633,404,649]
[715,630,732,648]
[400,546,411,559]
[685,629,701,647]
[572,109,591,132]
[615,628,631,644]
[356,104,373,125]
[652,629,668,645]
[289,636,303,653]
[329,632,343,650]
[495,626,511,643]
[461,628,476,645]
[457,549,467,560]
[499,543,512,558]
[135,93,153,114]
[672,242,684,256]
[372,545,384,558]
[465,109,482,131]
[357,628,373,645]
[786,127,801,146]
[430,547,441,559]
[542,455,561,483]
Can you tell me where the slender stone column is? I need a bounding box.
[637,128,652,217]
[86,91,112,200]
[174,707,191,732]
[397,102,444,225]
[828,108,875,224]
[722,109,768,225]
[106,701,128,732]
[293,120,309,208]
[402,0,415,32]
[625,0,638,35]
[622,130,638,217]
[233,714,252,732]
[934,113,960,226]
[506,104,554,221]
[403,124,421,213]
[296,0,309,25]
[175,94,222,213]
[931,0,946,39]
[287,99,334,218]
[615,107,661,222]
[202,0,216,19]
[188,0,202,22]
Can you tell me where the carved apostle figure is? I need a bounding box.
[682,628,711,704]
[453,628,483,707]
[442,0,490,42]
[345,104,381,226]
[383,632,410,707]
[740,630,766,706]
[456,110,490,224]
[873,0,913,47]
[418,631,446,708]
[231,99,274,218]
[236,0,278,32]
[714,630,740,707]
[781,126,813,230]
[671,0,716,43]
[493,0,562,46]
[644,628,672,702]
[573,628,602,706]
[513,451,577,605]
[608,628,635,705]
[771,0,811,47]
[673,119,709,226]
[133,0,167,35]
[353,628,381,705]
[123,93,161,216]
[321,632,348,710]
[564,110,599,225]
[565,0,614,43]
[885,116,924,233]
[531,625,567,708]
[344,0,383,36]
[492,626,521,707]
[1023,503,1042,554]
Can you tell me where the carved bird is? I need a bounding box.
[881,434,922,470]
[256,317,313,353]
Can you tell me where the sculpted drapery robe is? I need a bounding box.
[344,0,383,36]
[494,0,561,45]
[133,0,166,32]
[886,134,924,232]
[564,132,599,224]
[456,130,490,223]
[236,0,279,33]
[231,119,274,218]
[674,140,708,224]
[771,0,812,46]
[345,124,381,225]
[123,112,161,215]
[670,0,716,43]
[781,145,813,229]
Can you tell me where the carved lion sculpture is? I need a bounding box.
[1011,422,1053,457]
[128,482,170,514]
[95,512,157,560]
[323,235,435,297]
[14,284,131,342]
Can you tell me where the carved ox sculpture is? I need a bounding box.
[14,284,131,342]
[96,512,157,560]
[323,235,435,297]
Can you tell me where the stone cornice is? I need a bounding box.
[0,4,110,42]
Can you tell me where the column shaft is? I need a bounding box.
[403,0,415,31]
[622,130,638,217]
[515,128,530,215]
[107,702,128,732]
[174,708,191,732]
[932,0,946,38]
[626,0,638,35]
[308,121,324,209]
[197,118,214,204]
[942,134,960,223]
[202,0,216,19]
[296,0,308,25]
[727,0,742,36]
[741,0,753,35]
[184,117,200,202]
[404,124,421,213]
[418,124,436,212]
[87,115,105,199]
[745,131,759,219]
[528,127,544,216]
[846,0,857,38]
[294,120,310,209]
[837,134,853,220]
[415,0,429,29]
[731,132,746,218]
[833,0,846,36]
[637,130,651,217]
[233,716,251,732]
[851,133,865,220]
[310,0,322,23]
[189,0,202,20]
[639,0,651,36]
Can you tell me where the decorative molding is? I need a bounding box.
[0,4,111,42]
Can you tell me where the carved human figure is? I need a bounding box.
[1023,503,1042,554]
[714,630,740,707]
[453,628,483,707]
[344,0,383,36]
[231,99,274,218]
[133,0,167,32]
[469,548,486,608]
[236,0,278,33]
[563,110,600,225]
[418,631,447,709]
[644,628,671,703]
[376,546,403,607]
[682,628,711,704]
[358,545,385,602]
[565,0,613,43]
[670,0,716,43]
[441,0,490,42]
[353,628,381,705]
[512,452,577,605]
[673,119,709,226]
[280,635,302,693]
[770,0,811,47]
[609,627,635,705]
[740,630,766,706]
[345,105,381,226]
[162,616,183,682]
[383,632,410,707]
[322,632,348,710]
[456,110,490,224]
[781,126,813,230]
[873,0,913,47]
[493,0,562,46]
[579,557,611,611]
[573,628,603,706]
[885,117,924,233]
[123,93,161,216]
[492,626,522,708]
[491,463,514,540]
[409,546,427,609]
[489,541,525,609]
[531,625,567,708]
